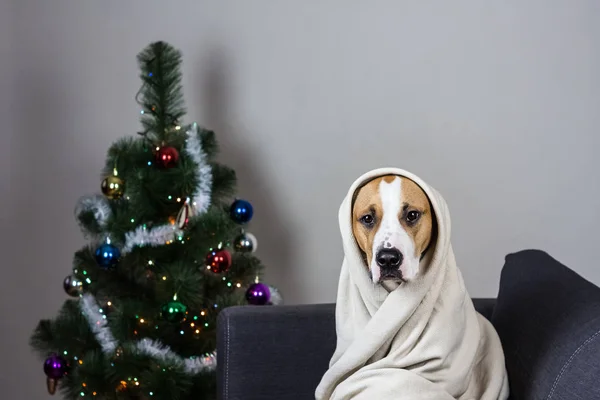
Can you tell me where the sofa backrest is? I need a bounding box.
[492,249,600,400]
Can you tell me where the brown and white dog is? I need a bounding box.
[352,175,436,284]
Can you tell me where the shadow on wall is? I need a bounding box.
[198,48,294,304]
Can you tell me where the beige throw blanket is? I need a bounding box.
[315,168,509,400]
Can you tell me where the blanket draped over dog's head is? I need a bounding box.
[315,168,509,400]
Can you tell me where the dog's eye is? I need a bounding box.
[406,211,421,224]
[360,214,374,226]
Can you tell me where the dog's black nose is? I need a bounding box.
[376,248,403,269]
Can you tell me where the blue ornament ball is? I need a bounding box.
[94,243,121,269]
[230,199,254,224]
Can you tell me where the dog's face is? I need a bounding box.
[352,175,434,284]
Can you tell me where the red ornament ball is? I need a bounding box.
[155,146,179,168]
[206,249,232,274]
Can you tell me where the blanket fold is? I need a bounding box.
[315,168,509,400]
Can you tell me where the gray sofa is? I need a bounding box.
[216,250,600,399]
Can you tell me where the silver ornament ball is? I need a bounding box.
[63,275,84,297]
[233,232,258,253]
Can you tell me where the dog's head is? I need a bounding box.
[352,175,434,284]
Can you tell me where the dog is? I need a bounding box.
[316,170,509,399]
[352,175,435,284]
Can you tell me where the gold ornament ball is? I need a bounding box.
[115,380,128,392]
[101,176,125,199]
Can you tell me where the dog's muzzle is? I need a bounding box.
[376,248,404,281]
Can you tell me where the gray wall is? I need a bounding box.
[3,1,599,398]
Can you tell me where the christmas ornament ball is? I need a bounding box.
[44,354,68,380]
[176,202,193,229]
[230,199,254,224]
[161,300,188,323]
[101,175,125,199]
[245,282,271,305]
[63,275,84,297]
[206,249,232,274]
[233,232,258,253]
[155,146,179,168]
[95,243,121,269]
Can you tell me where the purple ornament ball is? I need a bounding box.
[44,353,68,380]
[245,283,271,305]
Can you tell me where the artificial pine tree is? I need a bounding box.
[30,41,279,400]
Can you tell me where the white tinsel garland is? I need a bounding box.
[80,293,216,374]
[122,224,183,254]
[80,294,118,354]
[74,195,112,239]
[121,122,213,253]
[186,122,213,214]
[134,338,216,374]
[269,285,283,306]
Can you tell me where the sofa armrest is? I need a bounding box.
[492,250,600,400]
[217,303,336,400]
[473,297,496,321]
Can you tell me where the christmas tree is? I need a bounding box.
[30,41,279,400]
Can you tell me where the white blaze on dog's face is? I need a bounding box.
[352,175,433,284]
